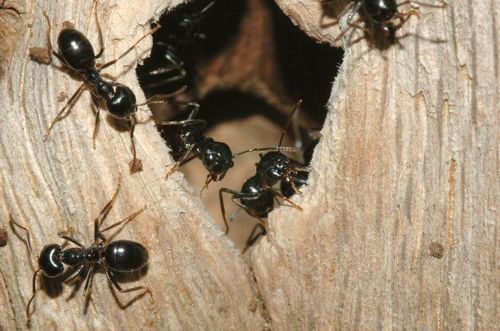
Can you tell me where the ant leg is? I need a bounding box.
[63,264,85,284]
[269,187,303,210]
[128,115,143,174]
[199,173,213,197]
[278,100,302,148]
[44,83,86,140]
[26,268,41,322]
[94,179,122,241]
[9,215,36,256]
[91,102,100,149]
[82,266,95,298]
[398,0,447,8]
[165,144,197,179]
[219,188,240,234]
[144,68,187,87]
[41,11,65,64]
[98,25,161,72]
[135,85,189,107]
[393,9,421,30]
[57,230,84,247]
[92,0,104,59]
[98,206,147,242]
[242,224,266,254]
[106,270,153,302]
[219,189,264,234]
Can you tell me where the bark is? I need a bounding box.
[257,0,499,329]
[0,1,267,329]
[0,0,498,330]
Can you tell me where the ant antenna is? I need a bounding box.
[278,100,303,149]
[9,215,36,257]
[8,215,40,323]
[231,146,297,159]
[199,0,216,16]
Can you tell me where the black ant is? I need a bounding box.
[157,103,283,194]
[38,0,178,173]
[9,180,150,324]
[138,0,215,93]
[280,136,319,198]
[321,0,446,47]
[219,101,306,249]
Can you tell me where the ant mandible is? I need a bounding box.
[39,0,178,173]
[219,100,306,243]
[321,0,446,47]
[10,180,150,324]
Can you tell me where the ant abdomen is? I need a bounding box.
[104,240,148,273]
[57,29,96,72]
[106,85,137,119]
[38,244,64,278]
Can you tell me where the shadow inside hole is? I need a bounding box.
[136,0,246,97]
[270,0,344,125]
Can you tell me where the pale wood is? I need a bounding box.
[0,1,267,329]
[1,0,498,330]
[253,0,499,329]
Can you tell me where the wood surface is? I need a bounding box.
[0,0,498,330]
[0,1,267,329]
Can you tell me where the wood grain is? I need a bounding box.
[0,1,267,329]
[0,0,497,330]
[254,0,499,329]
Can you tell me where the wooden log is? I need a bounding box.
[251,0,499,329]
[0,1,267,329]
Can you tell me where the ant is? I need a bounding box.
[158,103,283,193]
[219,101,307,248]
[138,0,216,93]
[38,0,178,173]
[9,180,150,324]
[280,136,319,198]
[321,0,446,47]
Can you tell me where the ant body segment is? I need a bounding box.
[157,103,234,186]
[39,1,177,173]
[158,103,284,193]
[321,0,446,47]
[10,180,150,323]
[219,101,307,248]
[138,0,216,93]
[280,137,319,198]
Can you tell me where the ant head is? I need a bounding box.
[256,151,295,185]
[106,84,137,119]
[201,141,234,181]
[38,244,64,278]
